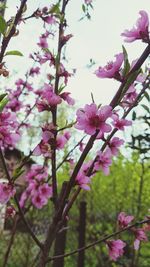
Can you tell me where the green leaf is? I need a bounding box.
[4,17,15,37]
[0,15,7,35]
[0,3,7,11]
[0,97,9,112]
[132,111,136,121]
[82,4,86,13]
[49,3,60,14]
[58,84,65,94]
[121,70,140,96]
[141,104,150,113]
[5,50,23,57]
[122,45,130,76]
[13,168,25,181]
[0,93,7,101]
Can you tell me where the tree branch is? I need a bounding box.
[46,218,150,262]
[0,0,28,62]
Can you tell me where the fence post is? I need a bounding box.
[77,201,87,267]
[52,221,68,267]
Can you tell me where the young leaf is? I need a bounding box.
[5,50,23,57]
[132,111,136,121]
[141,104,150,113]
[122,45,130,76]
[0,15,7,35]
[0,97,9,112]
[0,93,7,101]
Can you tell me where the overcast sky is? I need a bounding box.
[4,0,150,106]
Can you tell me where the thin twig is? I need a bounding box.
[46,218,150,262]
[0,0,28,62]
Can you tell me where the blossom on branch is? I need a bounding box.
[0,183,16,204]
[108,137,124,156]
[112,114,132,131]
[133,228,148,250]
[95,53,124,80]
[106,239,126,261]
[118,212,134,228]
[94,149,112,175]
[121,10,150,43]
[76,103,112,135]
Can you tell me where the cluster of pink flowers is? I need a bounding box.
[36,83,75,112]
[0,6,149,264]
[75,161,93,190]
[76,103,132,137]
[19,165,52,209]
[34,122,71,157]
[105,212,149,261]
[33,6,56,26]
[0,112,20,148]
[36,84,62,112]
[0,182,16,204]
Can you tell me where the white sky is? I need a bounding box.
[4,0,150,106]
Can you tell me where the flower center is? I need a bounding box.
[90,115,100,128]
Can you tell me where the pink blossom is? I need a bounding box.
[39,51,55,66]
[94,149,112,175]
[122,85,138,106]
[58,64,72,85]
[43,15,56,24]
[19,191,28,208]
[118,212,134,228]
[76,103,112,136]
[20,165,51,209]
[112,114,132,131]
[29,67,40,77]
[136,73,147,83]
[60,92,75,105]
[33,140,52,157]
[36,84,62,111]
[7,98,22,112]
[31,192,48,209]
[38,184,52,199]
[95,53,124,80]
[56,132,70,150]
[24,165,48,182]
[0,183,16,204]
[133,228,148,250]
[15,78,33,91]
[85,0,92,4]
[106,240,126,261]
[108,137,124,156]
[76,171,91,190]
[6,205,16,218]
[79,142,85,152]
[42,123,55,142]
[0,112,20,148]
[37,37,48,48]
[121,10,149,43]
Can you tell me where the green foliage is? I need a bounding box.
[5,50,24,57]
[0,15,7,35]
[0,95,9,112]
